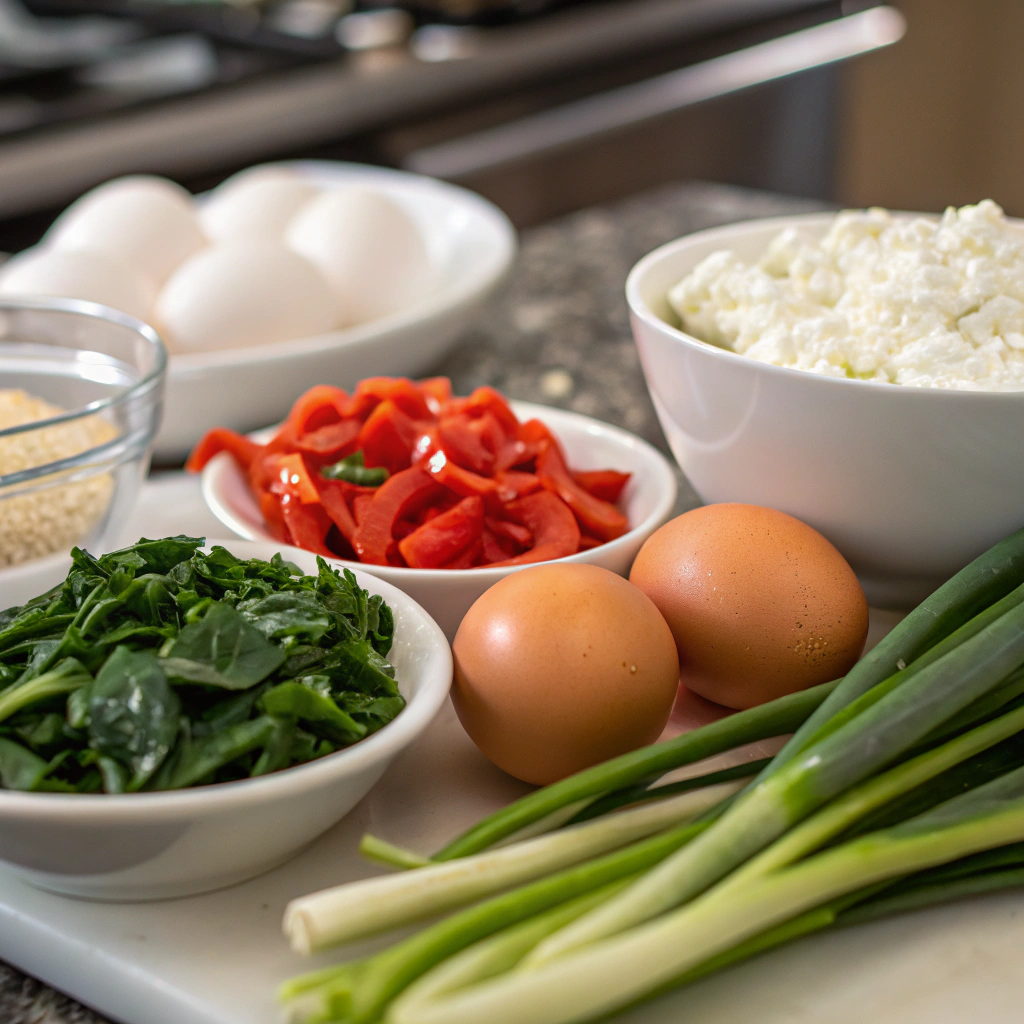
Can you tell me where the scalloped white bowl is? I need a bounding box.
[627,212,1024,608]
[0,540,453,901]
[201,401,679,640]
[156,161,516,461]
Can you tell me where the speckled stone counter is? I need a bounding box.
[0,180,823,1024]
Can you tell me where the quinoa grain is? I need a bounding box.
[0,389,117,568]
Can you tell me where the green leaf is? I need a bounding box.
[97,536,205,576]
[237,592,332,643]
[88,647,181,790]
[336,691,406,735]
[14,712,70,753]
[252,716,297,776]
[323,639,399,694]
[261,682,367,745]
[161,602,286,690]
[0,738,49,790]
[167,716,277,789]
[366,594,394,658]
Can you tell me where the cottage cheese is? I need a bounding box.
[668,200,1024,390]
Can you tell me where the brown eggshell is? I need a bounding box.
[629,503,868,710]
[451,563,680,785]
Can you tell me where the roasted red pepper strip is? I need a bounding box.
[495,470,542,502]
[293,419,361,461]
[415,431,501,507]
[351,465,441,565]
[285,385,349,435]
[315,478,358,541]
[269,453,320,504]
[572,469,631,504]
[518,417,558,447]
[438,414,495,475]
[442,537,484,570]
[350,377,432,421]
[259,491,288,544]
[485,516,533,550]
[398,496,484,569]
[536,441,628,542]
[358,400,421,474]
[417,377,452,413]
[463,386,520,436]
[481,526,510,564]
[485,491,580,567]
[351,493,374,526]
[281,499,334,557]
[185,428,262,473]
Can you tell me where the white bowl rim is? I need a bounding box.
[0,539,453,816]
[201,399,679,579]
[169,161,517,374]
[626,209,1024,403]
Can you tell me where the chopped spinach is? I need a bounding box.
[0,536,404,794]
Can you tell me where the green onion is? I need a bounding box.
[279,817,714,1022]
[283,779,742,954]
[360,836,431,871]
[389,767,1024,1024]
[566,757,771,825]
[767,530,1024,777]
[433,678,839,861]
[528,596,1024,964]
[387,879,634,1022]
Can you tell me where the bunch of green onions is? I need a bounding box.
[279,526,1024,1024]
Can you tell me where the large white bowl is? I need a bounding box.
[156,161,516,462]
[626,212,1024,608]
[0,540,452,901]
[201,401,678,639]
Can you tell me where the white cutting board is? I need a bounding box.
[3,476,1024,1024]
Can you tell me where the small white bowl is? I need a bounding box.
[156,161,517,461]
[0,540,452,901]
[626,212,1024,608]
[201,401,678,639]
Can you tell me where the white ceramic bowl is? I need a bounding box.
[156,161,516,462]
[0,540,452,901]
[0,297,165,609]
[201,401,678,639]
[626,212,1024,608]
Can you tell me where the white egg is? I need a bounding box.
[45,175,207,292]
[155,241,337,353]
[285,186,434,326]
[0,246,154,322]
[200,169,319,242]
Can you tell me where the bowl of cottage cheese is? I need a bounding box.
[626,203,1024,608]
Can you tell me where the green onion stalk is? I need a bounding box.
[527,597,1024,964]
[388,766,1024,1024]
[283,778,743,953]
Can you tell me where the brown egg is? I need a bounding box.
[452,563,680,785]
[629,504,868,710]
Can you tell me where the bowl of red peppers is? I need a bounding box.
[189,377,677,638]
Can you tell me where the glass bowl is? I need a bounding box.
[0,297,166,609]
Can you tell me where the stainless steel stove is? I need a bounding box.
[0,0,902,245]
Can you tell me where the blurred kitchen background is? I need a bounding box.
[0,0,1012,250]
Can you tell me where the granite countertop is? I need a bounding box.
[0,180,823,1024]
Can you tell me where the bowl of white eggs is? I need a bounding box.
[0,161,517,462]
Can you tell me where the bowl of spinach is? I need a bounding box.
[0,537,452,900]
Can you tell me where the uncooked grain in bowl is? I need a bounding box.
[0,389,117,567]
